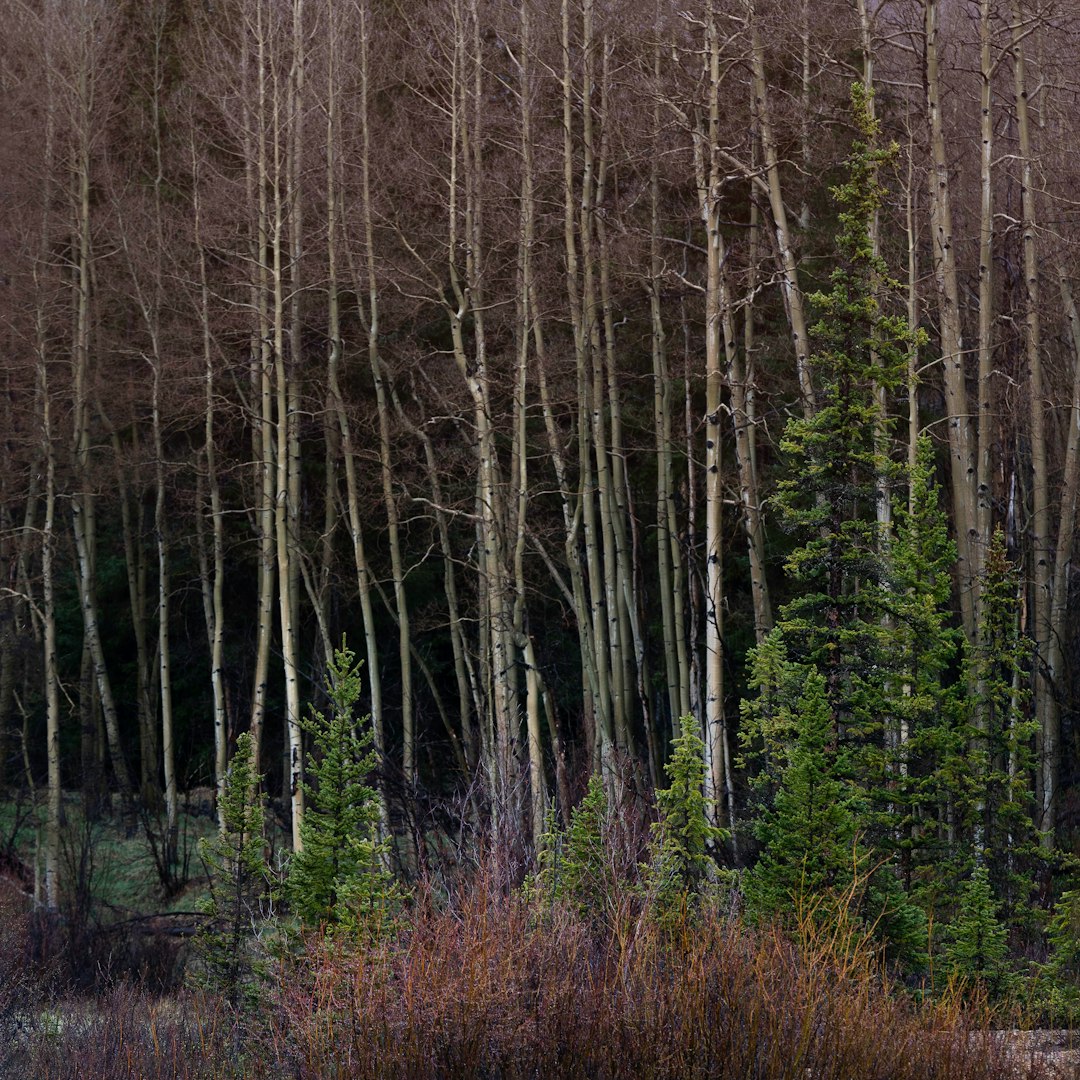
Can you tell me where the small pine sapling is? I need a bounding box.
[1048,886,1080,978]
[194,731,272,1009]
[943,864,1012,996]
[888,436,964,901]
[645,715,727,920]
[745,674,925,964]
[966,529,1038,919]
[746,672,862,915]
[287,640,397,931]
[532,773,621,923]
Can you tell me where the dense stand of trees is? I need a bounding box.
[3,0,1080,915]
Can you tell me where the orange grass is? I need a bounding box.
[0,879,1052,1079]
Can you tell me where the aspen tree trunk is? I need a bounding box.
[152,359,178,866]
[1048,268,1080,841]
[799,0,811,230]
[975,0,996,585]
[40,351,61,911]
[649,34,686,757]
[106,424,156,796]
[731,130,771,642]
[1010,5,1053,845]
[270,57,299,846]
[529,144,601,789]
[697,5,731,835]
[561,0,614,776]
[595,54,641,754]
[966,0,997,767]
[681,280,704,728]
[854,0,892,542]
[456,0,517,803]
[906,139,922,494]
[742,112,771,645]
[192,139,228,832]
[748,0,815,413]
[516,0,548,846]
[280,0,306,846]
[925,0,978,643]
[247,6,275,770]
[901,146,920,773]
[126,7,178,862]
[331,4,388,839]
[596,39,647,754]
[360,179,414,794]
[34,45,60,905]
[69,39,131,798]
[342,3,420,833]
[581,3,626,759]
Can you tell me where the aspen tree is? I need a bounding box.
[268,0,306,849]
[65,0,132,798]
[649,28,688,768]
[562,0,615,775]
[338,0,417,801]
[596,38,644,754]
[101,416,155,797]
[1010,2,1053,846]
[747,0,815,413]
[34,4,61,906]
[925,0,978,643]
[459,0,517,803]
[515,0,549,845]
[730,188,772,643]
[245,0,276,772]
[327,0,387,833]
[281,0,307,846]
[523,3,602,784]
[691,2,733,834]
[191,132,229,833]
[115,0,179,862]
[975,0,998,588]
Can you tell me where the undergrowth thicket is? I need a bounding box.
[0,875,1053,1080]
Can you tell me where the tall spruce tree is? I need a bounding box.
[744,82,922,817]
[889,436,963,899]
[966,529,1037,917]
[195,732,271,1009]
[647,716,727,909]
[767,82,917,749]
[746,672,863,908]
[743,85,927,959]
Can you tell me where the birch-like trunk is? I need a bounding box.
[191,136,228,832]
[1010,5,1052,845]
[925,0,978,643]
[748,0,815,413]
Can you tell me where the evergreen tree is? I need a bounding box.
[965,529,1037,917]
[647,715,727,911]
[943,864,1011,994]
[746,673,926,963]
[741,85,929,961]
[287,641,397,930]
[746,672,862,909]
[744,84,925,847]
[771,82,919,759]
[533,773,621,923]
[194,732,271,1009]
[889,436,964,899]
